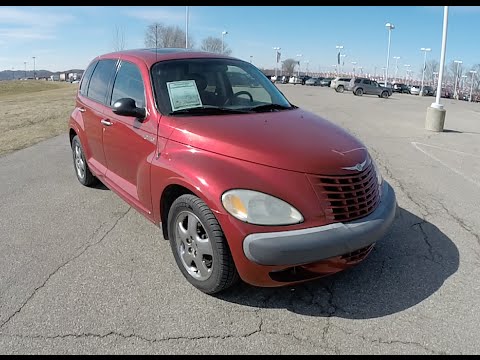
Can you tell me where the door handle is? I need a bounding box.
[78,107,86,113]
[100,119,113,126]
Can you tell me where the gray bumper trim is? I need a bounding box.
[243,181,397,266]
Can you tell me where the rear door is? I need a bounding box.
[80,59,118,176]
[101,59,157,216]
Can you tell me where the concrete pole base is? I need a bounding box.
[425,106,446,132]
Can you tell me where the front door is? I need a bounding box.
[81,59,118,176]
[102,60,157,216]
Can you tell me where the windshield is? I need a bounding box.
[151,58,292,115]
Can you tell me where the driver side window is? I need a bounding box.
[110,61,145,108]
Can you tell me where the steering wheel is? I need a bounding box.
[223,91,254,106]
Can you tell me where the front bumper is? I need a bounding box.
[243,181,396,266]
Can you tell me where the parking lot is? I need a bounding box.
[1,84,479,354]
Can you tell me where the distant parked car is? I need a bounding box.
[330,77,352,93]
[319,77,333,87]
[392,83,410,93]
[289,76,303,85]
[377,81,393,89]
[422,86,435,96]
[410,85,421,95]
[305,77,324,86]
[350,78,393,98]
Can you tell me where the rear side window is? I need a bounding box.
[87,59,117,104]
[354,79,361,84]
[363,79,371,85]
[79,61,97,96]
[110,61,146,108]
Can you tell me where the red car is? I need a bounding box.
[69,49,397,294]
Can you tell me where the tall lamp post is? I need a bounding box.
[385,22,395,84]
[221,31,228,54]
[393,56,400,82]
[426,6,449,132]
[249,55,253,64]
[273,47,281,78]
[351,61,357,77]
[419,48,431,96]
[433,71,439,88]
[305,60,309,76]
[404,64,411,83]
[185,6,189,48]
[32,56,36,79]
[469,70,477,102]
[453,60,462,99]
[296,54,302,77]
[24,61,27,79]
[340,54,346,74]
[336,45,343,76]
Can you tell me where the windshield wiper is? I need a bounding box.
[248,104,294,113]
[168,106,250,116]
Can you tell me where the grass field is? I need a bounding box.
[0,80,78,156]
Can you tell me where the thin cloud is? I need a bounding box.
[0,7,74,27]
[127,8,186,23]
[0,28,55,40]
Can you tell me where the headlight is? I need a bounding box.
[371,157,383,187]
[221,190,304,225]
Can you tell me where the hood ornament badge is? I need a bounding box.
[342,158,367,172]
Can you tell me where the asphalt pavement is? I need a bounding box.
[1,85,479,354]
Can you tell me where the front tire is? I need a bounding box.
[336,85,344,93]
[381,91,389,98]
[71,135,97,187]
[167,194,239,294]
[355,88,363,96]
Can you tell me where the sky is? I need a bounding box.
[1,6,480,78]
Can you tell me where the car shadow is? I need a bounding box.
[443,129,480,135]
[217,207,459,319]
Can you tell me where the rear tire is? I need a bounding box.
[336,85,344,93]
[381,91,389,98]
[71,135,97,187]
[167,194,240,294]
[355,88,363,96]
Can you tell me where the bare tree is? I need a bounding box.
[144,22,194,49]
[447,60,464,86]
[421,59,439,84]
[282,58,297,76]
[113,25,126,51]
[200,36,232,55]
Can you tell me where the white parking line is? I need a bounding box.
[411,141,480,189]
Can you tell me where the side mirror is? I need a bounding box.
[112,98,146,120]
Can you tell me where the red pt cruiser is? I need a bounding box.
[68,49,397,294]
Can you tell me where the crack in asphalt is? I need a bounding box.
[0,207,131,331]
[410,221,444,267]
[1,316,263,344]
[330,324,443,355]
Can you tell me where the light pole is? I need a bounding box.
[358,66,363,75]
[336,45,343,76]
[332,65,337,77]
[24,61,27,79]
[185,6,189,48]
[305,60,309,76]
[351,61,357,77]
[419,48,431,96]
[393,56,400,82]
[32,56,36,79]
[221,31,228,54]
[385,22,395,84]
[374,66,377,78]
[426,6,449,132]
[433,71,439,87]
[453,60,462,99]
[469,71,477,102]
[340,54,346,74]
[249,55,253,64]
[296,54,302,77]
[273,47,281,78]
[404,64,411,83]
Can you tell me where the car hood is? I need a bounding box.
[167,108,369,175]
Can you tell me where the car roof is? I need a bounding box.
[94,48,235,67]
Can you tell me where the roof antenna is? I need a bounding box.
[155,23,158,62]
